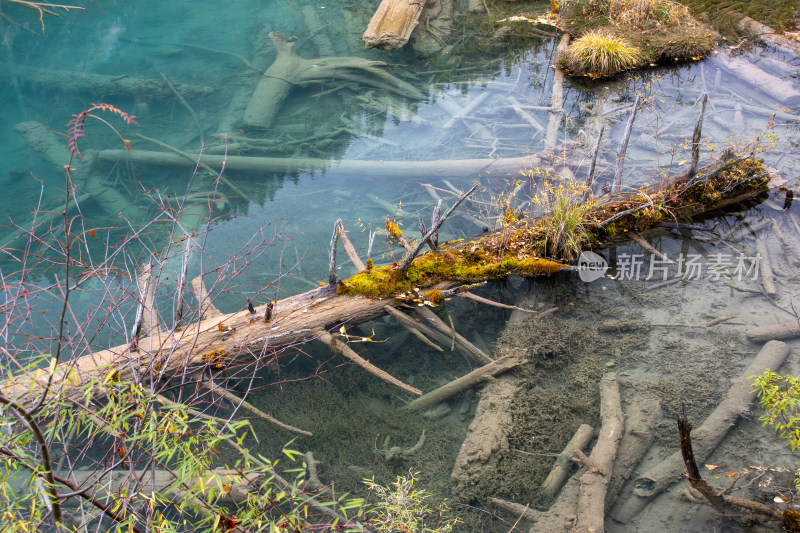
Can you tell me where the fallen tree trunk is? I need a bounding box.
[606,394,662,511]
[363,0,426,50]
[0,155,771,404]
[612,340,790,523]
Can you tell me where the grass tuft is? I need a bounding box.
[559,30,646,77]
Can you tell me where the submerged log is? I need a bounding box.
[243,32,422,128]
[0,63,216,100]
[451,373,525,498]
[707,52,800,106]
[363,0,426,50]
[746,321,800,342]
[0,155,772,403]
[541,423,594,498]
[93,146,570,179]
[574,373,623,533]
[613,340,790,523]
[403,353,525,413]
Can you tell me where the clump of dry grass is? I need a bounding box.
[558,30,647,77]
[558,0,718,76]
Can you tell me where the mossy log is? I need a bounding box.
[0,155,770,403]
[363,0,426,50]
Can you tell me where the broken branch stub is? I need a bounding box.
[398,183,478,275]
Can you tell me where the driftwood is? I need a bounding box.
[541,423,594,498]
[243,32,422,128]
[403,353,525,413]
[574,373,623,533]
[363,0,426,50]
[746,321,800,342]
[613,340,790,523]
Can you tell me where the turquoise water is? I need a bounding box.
[2,1,800,531]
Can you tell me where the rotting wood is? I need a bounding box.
[363,0,427,50]
[315,329,422,396]
[243,31,422,128]
[574,373,623,533]
[541,423,594,498]
[404,353,525,413]
[612,340,790,524]
[207,381,312,436]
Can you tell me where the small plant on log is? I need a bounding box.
[529,178,597,259]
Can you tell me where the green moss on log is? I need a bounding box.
[338,156,768,299]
